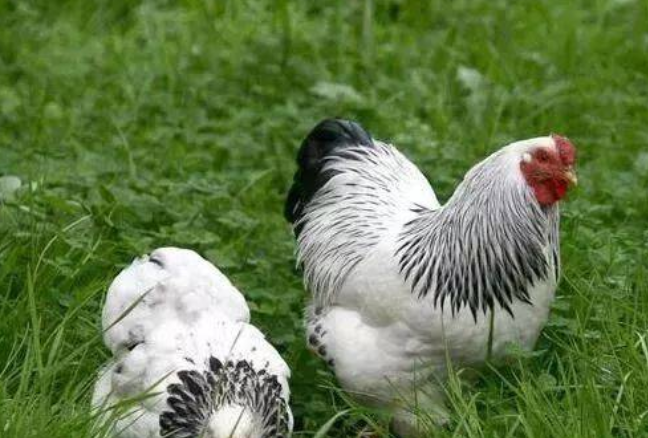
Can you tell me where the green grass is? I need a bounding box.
[1,0,648,436]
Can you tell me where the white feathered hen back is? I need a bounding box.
[93,247,292,438]
[102,247,250,354]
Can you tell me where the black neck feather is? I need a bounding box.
[396,160,560,319]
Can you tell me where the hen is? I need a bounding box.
[285,119,577,436]
[92,247,292,438]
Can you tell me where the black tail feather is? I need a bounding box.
[284,118,373,227]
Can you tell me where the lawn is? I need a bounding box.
[1,0,648,436]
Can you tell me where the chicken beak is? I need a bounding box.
[565,167,578,186]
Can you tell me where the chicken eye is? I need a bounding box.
[536,150,550,162]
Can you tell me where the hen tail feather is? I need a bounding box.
[284,118,373,228]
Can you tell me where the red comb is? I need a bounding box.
[551,134,576,166]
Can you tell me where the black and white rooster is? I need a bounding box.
[93,247,292,438]
[285,119,577,436]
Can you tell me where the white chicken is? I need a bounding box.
[92,247,292,438]
[285,119,577,436]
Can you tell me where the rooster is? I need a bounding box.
[92,247,293,438]
[285,119,577,436]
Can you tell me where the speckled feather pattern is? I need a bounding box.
[160,357,290,438]
[293,141,438,307]
[397,149,561,319]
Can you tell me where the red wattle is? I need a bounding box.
[531,179,568,206]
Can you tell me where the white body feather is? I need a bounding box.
[93,248,292,438]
